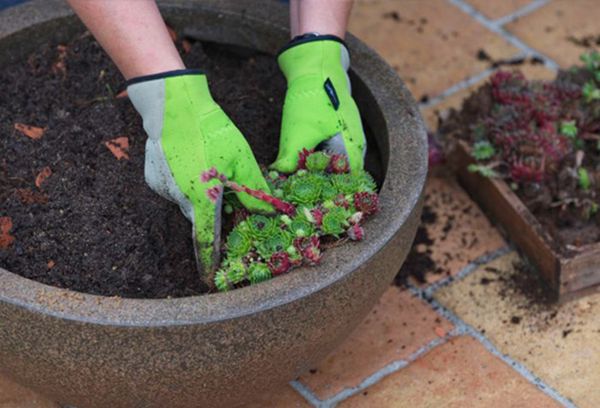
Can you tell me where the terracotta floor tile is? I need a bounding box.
[349,0,518,101]
[435,252,600,408]
[410,175,505,285]
[421,64,556,131]
[0,375,58,408]
[299,286,453,400]
[244,384,310,408]
[340,336,560,408]
[506,0,600,68]
[465,0,533,20]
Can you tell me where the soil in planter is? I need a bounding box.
[439,72,600,254]
[0,31,382,298]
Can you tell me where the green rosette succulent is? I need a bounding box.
[255,230,294,260]
[284,173,327,206]
[355,170,377,193]
[288,215,316,237]
[214,269,230,292]
[320,180,339,201]
[330,173,357,195]
[330,171,377,196]
[225,228,252,259]
[245,215,278,241]
[248,262,272,284]
[321,207,350,236]
[226,260,247,285]
[305,151,331,173]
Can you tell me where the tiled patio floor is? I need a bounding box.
[3,0,600,407]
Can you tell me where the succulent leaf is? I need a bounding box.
[248,263,272,284]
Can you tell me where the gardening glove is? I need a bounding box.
[126,69,272,281]
[271,34,367,173]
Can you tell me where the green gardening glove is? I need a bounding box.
[271,34,366,173]
[127,70,272,283]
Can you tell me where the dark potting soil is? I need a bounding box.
[394,204,438,285]
[0,31,381,299]
[439,77,600,254]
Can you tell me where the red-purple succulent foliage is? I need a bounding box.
[268,252,292,275]
[353,192,379,216]
[484,70,581,183]
[201,168,296,216]
[347,224,364,241]
[294,236,322,265]
[297,148,314,170]
[329,154,350,174]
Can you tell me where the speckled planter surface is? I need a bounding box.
[0,1,427,407]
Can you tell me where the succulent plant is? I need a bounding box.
[329,154,350,174]
[246,215,278,241]
[321,207,350,236]
[354,170,378,193]
[284,173,325,206]
[305,151,331,172]
[248,263,272,284]
[297,148,315,170]
[255,230,294,260]
[294,236,322,265]
[204,151,380,292]
[288,215,316,237]
[320,180,339,201]
[226,260,247,285]
[214,269,230,292]
[353,192,379,216]
[330,173,357,195]
[268,252,292,276]
[225,228,252,258]
[347,224,365,241]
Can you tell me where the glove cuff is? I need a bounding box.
[278,34,348,56]
[277,36,350,84]
[125,68,203,87]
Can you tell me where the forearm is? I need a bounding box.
[290,0,354,38]
[67,0,184,79]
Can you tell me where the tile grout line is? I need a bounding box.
[323,335,451,408]
[289,333,454,408]
[447,0,559,71]
[420,0,557,111]
[423,246,513,297]
[493,0,552,27]
[412,291,577,408]
[418,64,498,109]
[290,247,512,407]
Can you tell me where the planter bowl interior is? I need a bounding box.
[0,1,427,407]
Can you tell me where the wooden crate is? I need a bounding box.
[452,141,600,300]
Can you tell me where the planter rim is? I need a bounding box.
[0,0,428,327]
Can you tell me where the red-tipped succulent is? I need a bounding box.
[201,168,296,216]
[329,154,350,174]
[297,148,315,170]
[347,224,365,241]
[353,192,379,216]
[294,236,322,265]
[268,252,292,276]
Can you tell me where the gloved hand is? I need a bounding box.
[127,70,272,282]
[271,34,367,174]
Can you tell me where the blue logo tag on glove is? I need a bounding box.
[323,78,340,110]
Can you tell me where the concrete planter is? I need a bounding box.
[0,1,427,407]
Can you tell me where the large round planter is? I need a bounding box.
[0,1,427,407]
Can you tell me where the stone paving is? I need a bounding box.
[2,0,600,407]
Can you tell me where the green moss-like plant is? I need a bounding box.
[201,150,380,291]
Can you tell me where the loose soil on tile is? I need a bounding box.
[394,204,441,285]
[440,71,600,253]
